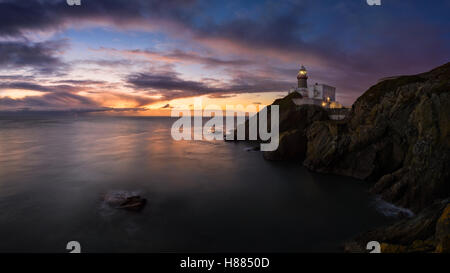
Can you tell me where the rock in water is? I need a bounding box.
[245,146,260,152]
[103,191,147,212]
[344,199,449,253]
[117,196,147,211]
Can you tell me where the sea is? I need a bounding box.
[0,115,394,252]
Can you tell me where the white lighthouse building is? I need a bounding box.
[289,65,342,108]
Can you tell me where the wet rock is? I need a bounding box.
[435,204,450,252]
[117,196,147,211]
[344,199,449,253]
[245,146,260,152]
[102,191,147,212]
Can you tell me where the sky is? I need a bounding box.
[0,0,449,115]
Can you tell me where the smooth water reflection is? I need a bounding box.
[0,116,391,252]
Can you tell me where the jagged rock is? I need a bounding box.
[303,62,450,212]
[227,92,305,141]
[223,63,450,252]
[117,196,147,211]
[344,200,449,253]
[435,204,450,252]
[103,191,147,212]
[261,93,329,160]
[226,91,329,161]
[263,129,306,160]
[254,63,450,253]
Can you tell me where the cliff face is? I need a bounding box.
[231,92,330,161]
[303,63,450,212]
[257,63,450,253]
[229,63,450,252]
[262,94,329,160]
[344,200,450,253]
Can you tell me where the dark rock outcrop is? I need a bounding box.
[227,92,329,160]
[117,196,147,211]
[344,199,449,253]
[103,191,147,212]
[226,63,449,252]
[304,63,450,212]
[263,102,329,161]
[248,63,450,253]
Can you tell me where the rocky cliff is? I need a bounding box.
[228,92,330,161]
[255,62,450,252]
[344,199,449,253]
[263,93,329,161]
[303,62,450,212]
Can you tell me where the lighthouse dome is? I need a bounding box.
[297,65,307,79]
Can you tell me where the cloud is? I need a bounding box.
[0,75,35,80]
[73,58,141,68]
[126,68,292,101]
[0,81,52,92]
[207,93,236,99]
[0,81,85,93]
[91,91,158,108]
[126,71,222,99]
[0,78,156,111]
[0,0,449,108]
[96,47,254,68]
[1,1,448,78]
[50,80,107,85]
[0,87,154,112]
[0,0,196,37]
[0,40,67,74]
[0,91,96,111]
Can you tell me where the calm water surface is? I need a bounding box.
[0,116,391,252]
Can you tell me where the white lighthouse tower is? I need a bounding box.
[289,65,341,108]
[296,65,309,97]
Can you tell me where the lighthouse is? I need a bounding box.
[297,65,308,88]
[289,64,342,109]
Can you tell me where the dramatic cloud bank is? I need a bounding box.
[0,0,448,113]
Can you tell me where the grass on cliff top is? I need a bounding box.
[421,61,450,81]
[271,92,302,112]
[357,75,427,107]
[355,62,450,107]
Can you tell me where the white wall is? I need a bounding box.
[290,84,336,102]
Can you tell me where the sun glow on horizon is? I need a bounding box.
[0,90,47,99]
